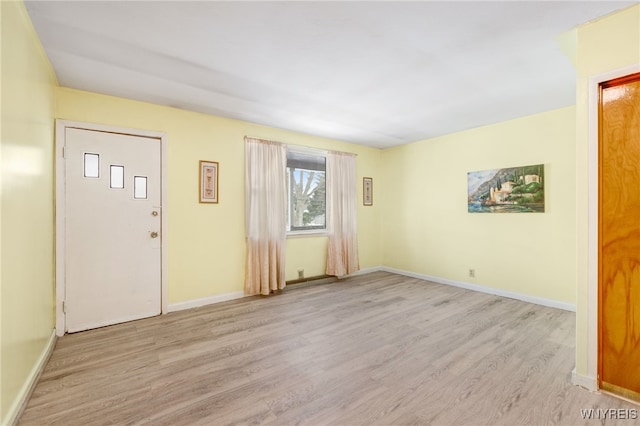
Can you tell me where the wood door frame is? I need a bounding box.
[585,64,640,390]
[55,120,169,336]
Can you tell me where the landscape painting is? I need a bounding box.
[468,164,545,213]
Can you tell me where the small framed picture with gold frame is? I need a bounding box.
[199,160,219,203]
[363,177,373,206]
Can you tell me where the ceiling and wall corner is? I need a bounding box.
[24,0,637,149]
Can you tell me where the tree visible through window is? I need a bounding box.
[286,150,326,231]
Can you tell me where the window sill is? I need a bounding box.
[286,229,328,238]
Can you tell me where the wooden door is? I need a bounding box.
[599,72,640,401]
[65,128,162,332]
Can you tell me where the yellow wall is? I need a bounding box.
[0,1,57,422]
[381,106,577,304]
[574,4,640,377]
[55,88,383,303]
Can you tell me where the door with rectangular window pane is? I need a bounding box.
[65,128,161,332]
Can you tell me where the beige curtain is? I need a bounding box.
[326,151,360,276]
[245,137,287,295]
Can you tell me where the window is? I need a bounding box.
[83,153,99,178]
[109,165,124,189]
[286,149,326,232]
[133,176,148,199]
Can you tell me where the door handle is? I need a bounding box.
[150,232,158,238]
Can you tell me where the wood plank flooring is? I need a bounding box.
[19,272,638,425]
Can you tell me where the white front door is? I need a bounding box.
[64,127,161,332]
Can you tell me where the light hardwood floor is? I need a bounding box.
[19,272,638,425]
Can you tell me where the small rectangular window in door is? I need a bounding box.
[110,165,125,189]
[84,153,99,178]
[134,176,147,199]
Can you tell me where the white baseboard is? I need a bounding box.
[167,265,574,314]
[381,266,576,312]
[344,266,384,278]
[167,291,248,312]
[572,368,598,391]
[5,329,57,426]
[167,267,386,311]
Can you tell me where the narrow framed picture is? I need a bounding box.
[363,177,373,206]
[199,160,219,203]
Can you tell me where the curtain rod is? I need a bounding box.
[244,135,358,157]
[244,135,282,145]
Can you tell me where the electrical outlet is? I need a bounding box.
[469,268,475,278]
[298,269,304,279]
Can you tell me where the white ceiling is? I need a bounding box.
[25,1,637,149]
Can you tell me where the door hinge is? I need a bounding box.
[62,146,66,158]
[62,301,66,314]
